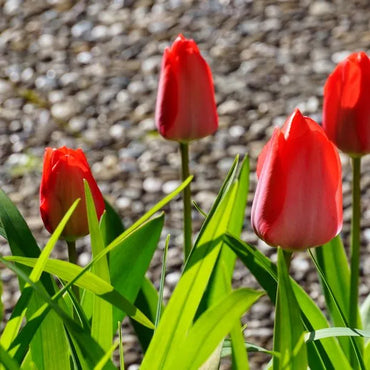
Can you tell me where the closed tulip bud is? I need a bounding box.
[155,34,218,142]
[323,51,370,156]
[251,109,343,250]
[40,147,105,241]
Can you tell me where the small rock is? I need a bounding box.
[51,101,77,121]
[143,177,162,193]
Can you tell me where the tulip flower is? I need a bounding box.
[323,51,370,156]
[40,146,105,241]
[155,34,218,142]
[251,109,343,250]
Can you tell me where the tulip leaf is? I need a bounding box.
[308,249,365,369]
[84,180,113,351]
[4,255,154,329]
[361,293,370,337]
[166,288,263,370]
[0,257,115,369]
[131,277,160,351]
[314,236,357,357]
[0,188,70,369]
[305,327,370,342]
[101,198,125,246]
[198,156,250,369]
[141,158,240,369]
[0,344,20,370]
[221,339,277,357]
[224,233,352,370]
[108,213,164,334]
[274,248,307,370]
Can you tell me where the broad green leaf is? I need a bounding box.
[85,181,112,351]
[109,215,164,331]
[131,278,160,352]
[4,256,154,330]
[273,248,307,370]
[224,233,351,370]
[100,198,125,246]
[0,258,115,369]
[308,249,364,369]
[1,199,79,351]
[314,237,354,357]
[0,189,71,370]
[141,179,239,369]
[166,288,264,370]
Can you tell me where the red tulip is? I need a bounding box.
[40,147,105,241]
[155,34,218,142]
[251,109,343,250]
[323,51,370,156]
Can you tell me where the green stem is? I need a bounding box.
[349,156,362,366]
[180,142,192,261]
[273,248,293,369]
[67,240,80,301]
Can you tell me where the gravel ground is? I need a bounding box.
[1,0,370,368]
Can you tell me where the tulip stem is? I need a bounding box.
[67,240,80,301]
[349,156,362,366]
[180,142,192,261]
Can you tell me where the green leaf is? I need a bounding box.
[0,257,115,369]
[0,190,74,370]
[305,327,370,341]
[308,249,364,369]
[364,340,370,369]
[100,198,125,246]
[314,237,354,357]
[141,174,239,369]
[0,271,3,324]
[166,288,264,370]
[221,340,277,357]
[0,344,20,370]
[361,293,370,337]
[109,215,164,331]
[4,256,154,330]
[155,235,169,328]
[131,278,160,352]
[93,340,119,370]
[273,248,307,370]
[85,181,112,351]
[224,233,352,370]
[1,199,79,351]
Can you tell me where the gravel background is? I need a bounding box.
[1,0,370,368]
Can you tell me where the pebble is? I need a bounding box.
[143,177,162,193]
[51,101,77,121]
